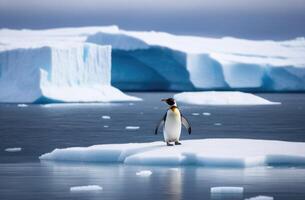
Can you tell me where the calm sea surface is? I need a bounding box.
[1,93,305,200]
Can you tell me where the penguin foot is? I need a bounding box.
[167,142,174,146]
[175,141,182,145]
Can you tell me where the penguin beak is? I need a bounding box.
[161,98,167,102]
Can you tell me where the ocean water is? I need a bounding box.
[1,93,305,200]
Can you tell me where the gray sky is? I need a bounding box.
[1,0,305,39]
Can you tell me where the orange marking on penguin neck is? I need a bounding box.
[170,106,178,112]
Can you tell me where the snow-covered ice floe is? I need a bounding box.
[245,196,274,200]
[1,26,305,94]
[174,91,280,105]
[70,185,102,192]
[39,139,305,167]
[5,147,22,152]
[136,170,152,177]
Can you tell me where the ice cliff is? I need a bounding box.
[0,26,139,103]
[1,26,305,101]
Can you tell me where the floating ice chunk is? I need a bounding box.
[102,115,111,119]
[39,139,305,167]
[136,170,152,177]
[203,112,211,116]
[174,92,280,105]
[211,187,243,200]
[129,103,135,106]
[211,187,243,193]
[214,123,222,126]
[245,196,274,200]
[17,104,28,107]
[191,113,200,116]
[5,147,22,152]
[103,125,109,128]
[70,185,103,192]
[125,126,140,130]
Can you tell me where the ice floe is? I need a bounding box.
[70,185,102,192]
[39,139,305,167]
[174,91,280,105]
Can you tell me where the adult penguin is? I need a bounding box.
[155,98,191,146]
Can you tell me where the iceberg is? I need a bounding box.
[86,31,305,91]
[1,26,305,93]
[39,139,305,167]
[174,91,280,105]
[0,43,140,103]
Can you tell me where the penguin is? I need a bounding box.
[155,98,191,146]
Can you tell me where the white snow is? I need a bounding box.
[39,139,305,167]
[125,126,140,130]
[174,91,280,105]
[136,170,152,177]
[102,115,111,119]
[245,196,274,200]
[70,185,102,192]
[17,104,28,107]
[5,147,22,152]
[1,26,305,93]
[203,112,211,116]
[210,187,243,194]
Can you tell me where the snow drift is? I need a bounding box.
[174,91,280,105]
[39,139,305,167]
[0,43,139,103]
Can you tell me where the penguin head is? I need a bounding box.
[161,98,176,106]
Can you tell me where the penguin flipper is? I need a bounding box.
[181,115,191,134]
[155,113,167,135]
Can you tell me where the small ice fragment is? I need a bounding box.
[192,113,200,116]
[211,187,243,200]
[202,112,211,116]
[214,123,222,126]
[211,187,243,194]
[104,125,109,128]
[5,147,22,152]
[102,115,111,119]
[129,103,135,106]
[125,126,140,130]
[245,196,274,200]
[70,185,103,192]
[136,170,152,177]
[17,104,28,107]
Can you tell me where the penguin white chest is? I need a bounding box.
[163,108,181,142]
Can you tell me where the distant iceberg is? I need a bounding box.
[1,26,305,95]
[39,139,305,167]
[87,31,305,91]
[174,91,280,105]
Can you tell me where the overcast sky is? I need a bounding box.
[1,0,305,39]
